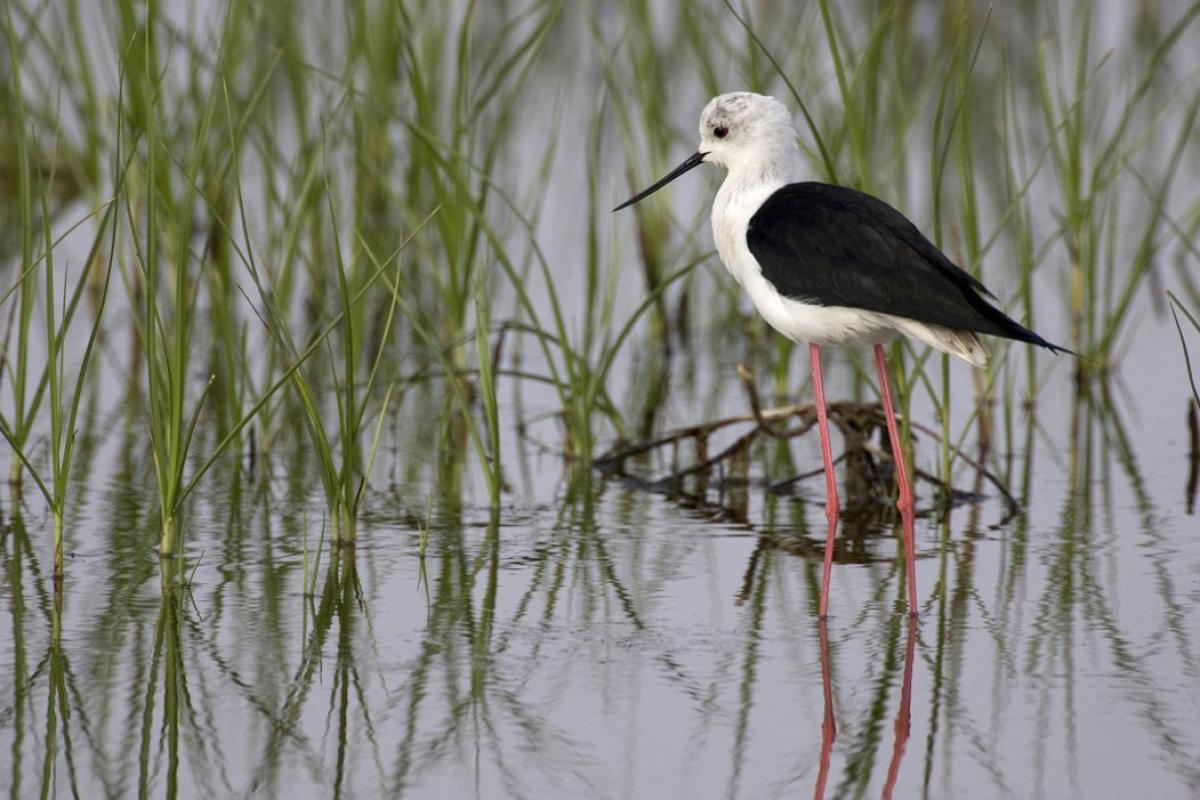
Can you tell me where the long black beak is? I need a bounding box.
[612,151,707,212]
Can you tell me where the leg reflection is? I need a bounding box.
[814,619,836,800]
[882,618,917,799]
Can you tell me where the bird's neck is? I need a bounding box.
[721,149,802,194]
[712,170,789,287]
[713,150,800,227]
[711,148,801,284]
[713,152,799,224]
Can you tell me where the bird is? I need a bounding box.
[614,92,1066,618]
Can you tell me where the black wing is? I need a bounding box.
[746,182,1062,350]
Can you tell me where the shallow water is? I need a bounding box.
[3,308,1200,799]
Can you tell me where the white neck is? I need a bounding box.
[708,126,802,286]
[731,150,802,190]
[711,172,787,288]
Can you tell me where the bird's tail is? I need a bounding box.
[894,320,990,367]
[967,294,1074,356]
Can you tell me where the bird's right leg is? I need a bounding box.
[873,344,918,616]
[810,343,840,618]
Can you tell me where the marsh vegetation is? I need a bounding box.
[2,0,1199,797]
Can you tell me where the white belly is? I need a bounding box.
[740,268,896,346]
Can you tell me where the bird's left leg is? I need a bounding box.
[810,343,840,617]
[873,344,918,616]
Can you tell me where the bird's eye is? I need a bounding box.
[713,125,729,139]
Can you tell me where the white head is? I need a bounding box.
[697,92,797,177]
[613,91,799,212]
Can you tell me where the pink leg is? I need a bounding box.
[811,344,840,618]
[873,344,918,616]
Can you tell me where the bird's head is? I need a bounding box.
[697,92,796,174]
[613,91,798,212]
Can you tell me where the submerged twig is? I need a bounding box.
[592,370,1021,519]
[1187,399,1198,515]
[737,363,815,438]
[902,419,1021,515]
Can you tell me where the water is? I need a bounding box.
[4,309,1198,798]
[3,1,1200,797]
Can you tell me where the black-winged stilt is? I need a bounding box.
[615,92,1065,617]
